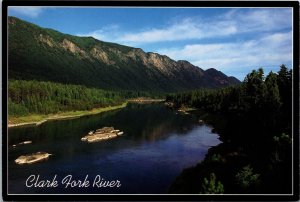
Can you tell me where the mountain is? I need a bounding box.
[204,68,241,87]
[8,16,240,92]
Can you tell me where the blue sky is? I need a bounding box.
[8,7,293,80]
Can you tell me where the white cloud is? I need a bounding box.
[78,8,292,46]
[231,8,292,33]
[157,31,292,80]
[77,24,120,42]
[117,18,237,44]
[9,6,45,18]
[85,18,238,45]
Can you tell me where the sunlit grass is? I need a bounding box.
[8,102,127,126]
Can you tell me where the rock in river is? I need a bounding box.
[13,140,32,147]
[15,152,52,165]
[81,127,123,143]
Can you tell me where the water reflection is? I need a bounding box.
[8,103,221,194]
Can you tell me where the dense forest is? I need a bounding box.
[168,65,293,194]
[8,80,161,116]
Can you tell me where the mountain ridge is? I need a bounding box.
[8,16,240,92]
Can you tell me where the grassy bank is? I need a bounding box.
[8,102,127,128]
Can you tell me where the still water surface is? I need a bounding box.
[8,103,221,194]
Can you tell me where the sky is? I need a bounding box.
[8,7,293,81]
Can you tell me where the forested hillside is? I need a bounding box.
[8,16,240,92]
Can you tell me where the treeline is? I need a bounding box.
[8,80,162,116]
[167,65,292,144]
[167,65,293,194]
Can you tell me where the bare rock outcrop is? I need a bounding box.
[81,127,123,143]
[15,152,52,165]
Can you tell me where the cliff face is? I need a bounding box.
[8,16,240,92]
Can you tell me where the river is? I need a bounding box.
[8,103,221,194]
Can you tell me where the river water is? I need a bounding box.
[7,103,221,194]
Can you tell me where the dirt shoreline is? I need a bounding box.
[8,103,127,128]
[128,98,165,103]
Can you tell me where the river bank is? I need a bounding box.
[127,97,165,103]
[8,102,128,128]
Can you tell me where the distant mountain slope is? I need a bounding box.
[8,16,240,92]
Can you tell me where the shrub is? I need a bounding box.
[200,173,224,194]
[235,165,260,189]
